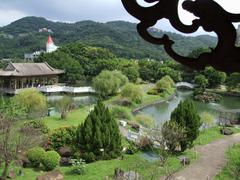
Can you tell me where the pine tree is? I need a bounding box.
[170,99,201,151]
[77,100,122,161]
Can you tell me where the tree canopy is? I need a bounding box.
[77,101,122,162]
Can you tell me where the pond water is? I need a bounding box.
[47,94,97,107]
[136,90,240,124]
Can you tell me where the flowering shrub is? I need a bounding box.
[70,159,86,175]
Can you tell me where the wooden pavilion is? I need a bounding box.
[0,62,64,94]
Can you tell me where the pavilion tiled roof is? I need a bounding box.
[0,62,64,77]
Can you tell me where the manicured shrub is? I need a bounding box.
[24,120,49,134]
[41,151,61,171]
[48,126,77,150]
[27,147,45,167]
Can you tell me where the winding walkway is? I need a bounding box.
[163,134,240,180]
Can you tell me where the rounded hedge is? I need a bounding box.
[27,147,45,168]
[42,151,60,171]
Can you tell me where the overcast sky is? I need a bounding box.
[0,0,239,35]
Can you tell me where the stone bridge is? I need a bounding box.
[175,82,196,89]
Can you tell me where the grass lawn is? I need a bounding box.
[215,144,240,180]
[43,106,91,129]
[5,126,236,180]
[194,126,240,146]
[106,84,174,112]
[5,150,197,180]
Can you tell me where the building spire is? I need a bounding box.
[47,35,54,44]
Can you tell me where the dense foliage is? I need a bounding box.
[110,106,133,120]
[12,88,47,119]
[0,17,216,60]
[93,70,128,98]
[194,74,208,88]
[121,83,143,104]
[48,126,77,150]
[77,101,122,162]
[161,121,186,153]
[41,151,61,171]
[170,99,201,151]
[226,73,240,91]
[203,67,226,88]
[27,147,45,168]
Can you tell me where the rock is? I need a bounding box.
[37,170,63,180]
[179,157,191,166]
[58,147,72,157]
[7,171,16,179]
[124,171,139,180]
[114,168,125,179]
[60,157,72,166]
[220,128,234,135]
[22,157,31,168]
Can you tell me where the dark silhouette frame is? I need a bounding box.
[121,0,240,72]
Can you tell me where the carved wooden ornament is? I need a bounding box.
[121,0,240,72]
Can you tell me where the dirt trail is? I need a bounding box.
[163,134,240,180]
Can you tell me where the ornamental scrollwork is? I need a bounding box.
[121,0,240,72]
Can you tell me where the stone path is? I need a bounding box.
[162,134,240,180]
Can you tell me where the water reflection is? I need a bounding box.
[137,90,240,124]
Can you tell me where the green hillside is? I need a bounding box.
[0,16,217,60]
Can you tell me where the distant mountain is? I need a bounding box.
[0,16,217,60]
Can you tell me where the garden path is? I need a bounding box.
[162,133,240,180]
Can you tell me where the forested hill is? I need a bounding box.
[0,16,217,60]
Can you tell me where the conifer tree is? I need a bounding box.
[170,99,201,151]
[77,100,122,162]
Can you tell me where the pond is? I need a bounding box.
[136,90,240,124]
[47,94,97,107]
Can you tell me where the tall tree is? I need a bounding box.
[170,99,201,151]
[77,101,121,162]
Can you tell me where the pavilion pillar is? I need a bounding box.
[14,79,17,90]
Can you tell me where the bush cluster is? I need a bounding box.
[27,147,60,171]
[27,147,45,167]
[48,126,77,150]
[41,151,61,171]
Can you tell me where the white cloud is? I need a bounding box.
[0,9,27,26]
